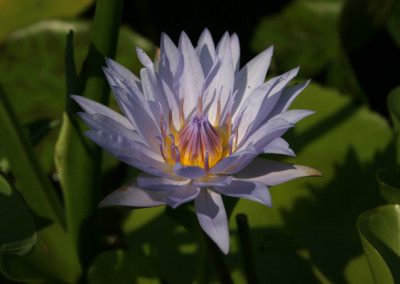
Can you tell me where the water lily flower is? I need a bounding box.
[72,29,321,254]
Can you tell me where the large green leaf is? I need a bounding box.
[0,174,36,256]
[0,0,94,42]
[357,204,400,284]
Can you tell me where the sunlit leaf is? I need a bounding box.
[357,204,400,284]
[0,174,36,256]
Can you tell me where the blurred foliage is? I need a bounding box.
[0,0,94,42]
[0,20,155,173]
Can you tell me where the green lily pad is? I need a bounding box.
[0,174,36,256]
[357,204,400,284]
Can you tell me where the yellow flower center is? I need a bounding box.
[157,97,236,172]
[176,115,223,169]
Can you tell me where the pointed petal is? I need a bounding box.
[173,162,207,179]
[194,189,230,254]
[262,137,295,156]
[164,186,200,209]
[99,179,168,208]
[234,68,299,142]
[178,31,205,119]
[267,80,311,119]
[273,109,315,124]
[196,28,216,75]
[109,85,160,150]
[234,158,322,186]
[232,46,273,115]
[239,117,294,152]
[137,175,191,191]
[84,129,173,177]
[104,57,141,90]
[230,33,240,73]
[71,95,133,130]
[78,112,139,142]
[214,179,272,207]
[202,51,234,124]
[136,47,154,68]
[160,32,179,76]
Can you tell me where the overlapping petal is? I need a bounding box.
[194,188,230,254]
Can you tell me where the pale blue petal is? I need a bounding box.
[160,32,179,77]
[234,158,323,186]
[210,147,257,175]
[193,175,233,188]
[78,112,147,145]
[173,162,207,179]
[216,32,230,59]
[163,186,200,209]
[71,95,133,130]
[99,179,168,208]
[267,80,311,119]
[158,77,180,130]
[136,47,154,68]
[214,179,272,207]
[85,129,173,177]
[103,66,144,101]
[234,68,299,143]
[273,109,315,124]
[238,117,293,152]
[230,33,240,73]
[232,46,274,115]
[104,57,142,91]
[194,189,230,254]
[137,175,191,191]
[262,137,295,156]
[196,28,216,75]
[202,49,234,124]
[178,31,205,120]
[109,85,160,150]
[140,67,169,121]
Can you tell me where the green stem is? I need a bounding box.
[203,232,234,284]
[56,0,123,271]
[0,84,64,226]
[236,213,258,284]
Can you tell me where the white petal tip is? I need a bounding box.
[295,165,323,177]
